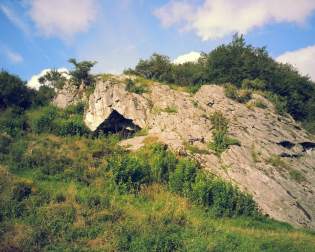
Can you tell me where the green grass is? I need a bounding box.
[289,170,306,183]
[0,132,314,251]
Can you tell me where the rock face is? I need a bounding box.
[54,75,315,229]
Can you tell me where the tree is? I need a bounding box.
[0,71,33,110]
[38,69,67,90]
[68,58,97,87]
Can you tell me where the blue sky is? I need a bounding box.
[1,0,315,83]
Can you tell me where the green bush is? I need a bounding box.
[146,144,177,183]
[169,158,198,197]
[53,116,89,136]
[28,105,58,134]
[12,181,33,202]
[0,108,27,137]
[242,79,266,91]
[191,172,258,217]
[125,79,148,94]
[237,89,252,103]
[224,83,239,100]
[264,93,287,115]
[27,105,89,136]
[107,155,152,192]
[209,111,240,155]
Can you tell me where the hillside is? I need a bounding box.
[1,36,315,251]
[54,74,315,230]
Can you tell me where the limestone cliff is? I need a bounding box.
[54,75,315,229]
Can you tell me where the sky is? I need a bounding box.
[1,0,315,86]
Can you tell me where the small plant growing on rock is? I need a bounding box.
[289,170,306,183]
[224,83,252,103]
[208,111,240,155]
[163,105,178,114]
[125,79,148,94]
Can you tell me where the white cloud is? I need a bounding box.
[1,46,24,64]
[27,68,69,90]
[276,45,315,81]
[155,0,315,40]
[28,0,98,40]
[173,51,201,64]
[0,4,30,35]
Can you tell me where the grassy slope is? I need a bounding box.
[0,134,314,252]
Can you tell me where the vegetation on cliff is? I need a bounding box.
[127,34,315,133]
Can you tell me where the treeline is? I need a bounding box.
[126,34,315,133]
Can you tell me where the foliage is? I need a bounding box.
[0,108,27,137]
[125,79,148,94]
[0,71,34,110]
[107,154,152,192]
[289,170,306,183]
[224,83,252,103]
[68,58,97,87]
[0,132,314,251]
[38,69,67,90]
[209,111,240,155]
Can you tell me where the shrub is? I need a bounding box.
[289,170,306,183]
[163,105,178,113]
[146,144,177,183]
[169,158,198,197]
[12,181,33,202]
[209,112,240,155]
[242,79,266,91]
[0,108,27,137]
[264,93,287,115]
[125,79,148,94]
[0,133,12,158]
[191,172,258,217]
[224,83,238,100]
[53,116,89,136]
[254,99,267,109]
[237,89,252,103]
[108,155,152,192]
[28,105,58,134]
[28,105,89,136]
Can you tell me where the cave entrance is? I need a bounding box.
[96,110,140,138]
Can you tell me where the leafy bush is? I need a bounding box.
[28,106,58,134]
[0,108,27,137]
[242,79,266,91]
[264,92,287,115]
[169,158,198,197]
[12,181,33,201]
[224,83,239,100]
[289,170,306,183]
[145,144,177,183]
[125,79,148,94]
[107,155,152,192]
[209,112,240,155]
[191,172,258,217]
[53,115,88,136]
[224,84,252,103]
[27,105,89,136]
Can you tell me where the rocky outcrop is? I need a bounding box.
[54,75,315,229]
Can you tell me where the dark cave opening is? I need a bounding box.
[96,110,140,138]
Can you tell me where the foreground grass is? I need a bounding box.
[0,134,314,251]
